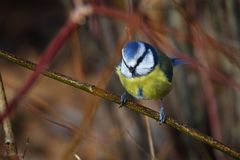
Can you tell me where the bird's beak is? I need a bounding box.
[129,67,135,73]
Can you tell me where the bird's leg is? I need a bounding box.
[159,99,166,124]
[120,92,128,108]
[159,106,166,124]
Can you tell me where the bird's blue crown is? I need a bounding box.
[122,41,158,63]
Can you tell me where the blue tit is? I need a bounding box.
[116,41,186,123]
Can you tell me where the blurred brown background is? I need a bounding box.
[0,0,240,159]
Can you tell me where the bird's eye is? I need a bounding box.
[136,50,148,66]
[137,56,143,64]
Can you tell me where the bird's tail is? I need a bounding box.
[171,58,188,67]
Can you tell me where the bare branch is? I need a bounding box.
[0,51,240,159]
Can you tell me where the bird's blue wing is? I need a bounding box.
[156,52,173,82]
[171,58,188,67]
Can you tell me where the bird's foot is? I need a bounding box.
[119,92,128,108]
[159,106,166,124]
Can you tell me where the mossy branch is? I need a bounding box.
[0,50,240,159]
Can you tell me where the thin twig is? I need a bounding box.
[70,29,85,79]
[126,130,151,158]
[0,51,240,159]
[145,117,155,160]
[22,138,30,159]
[0,73,18,159]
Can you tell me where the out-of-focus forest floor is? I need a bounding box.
[0,0,240,159]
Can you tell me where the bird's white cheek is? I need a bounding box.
[135,67,151,75]
[135,53,154,75]
[143,51,155,68]
[121,61,132,78]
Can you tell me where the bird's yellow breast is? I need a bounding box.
[116,66,172,100]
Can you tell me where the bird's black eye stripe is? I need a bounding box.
[137,56,144,64]
[134,49,148,68]
[122,58,129,68]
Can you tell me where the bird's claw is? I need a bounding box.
[159,106,166,124]
[120,92,128,108]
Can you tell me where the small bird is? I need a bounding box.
[116,41,186,123]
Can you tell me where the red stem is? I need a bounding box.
[191,26,222,140]
[0,20,76,122]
